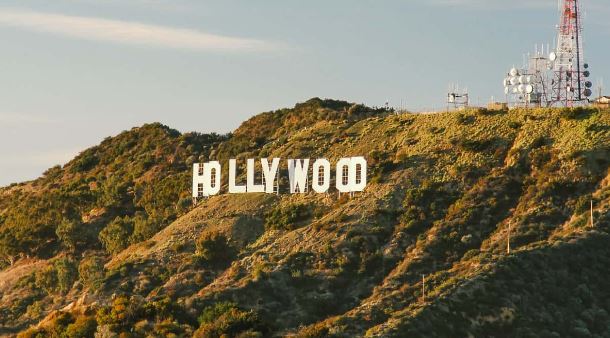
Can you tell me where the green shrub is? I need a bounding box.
[56,220,80,252]
[264,203,312,230]
[458,138,496,153]
[462,249,480,261]
[96,295,140,331]
[54,257,78,294]
[48,312,76,336]
[456,113,475,125]
[130,213,163,244]
[78,255,105,290]
[194,303,268,338]
[99,216,134,255]
[70,151,99,173]
[16,327,47,338]
[198,302,238,324]
[64,316,97,338]
[34,265,58,295]
[294,324,332,338]
[34,257,77,294]
[195,233,235,267]
[560,107,592,120]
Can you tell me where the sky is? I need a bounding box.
[0,0,609,186]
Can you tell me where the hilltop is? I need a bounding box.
[0,98,609,337]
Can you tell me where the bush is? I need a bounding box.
[195,234,235,267]
[71,151,99,173]
[456,113,475,125]
[54,257,78,294]
[560,107,592,120]
[96,295,140,331]
[462,249,480,261]
[458,138,496,153]
[78,255,105,290]
[194,303,268,338]
[34,265,58,295]
[48,312,76,336]
[264,203,312,230]
[295,324,332,338]
[16,328,47,338]
[130,213,163,244]
[64,316,97,338]
[34,258,76,294]
[99,217,134,255]
[198,302,239,324]
[56,220,80,252]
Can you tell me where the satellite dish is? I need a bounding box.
[549,52,557,62]
[519,75,527,84]
[585,81,593,88]
[512,87,519,94]
[510,68,519,77]
[518,84,525,93]
[526,85,534,94]
[510,77,519,85]
[584,89,593,97]
[583,70,591,77]
[584,63,589,69]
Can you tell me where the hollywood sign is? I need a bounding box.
[193,157,367,197]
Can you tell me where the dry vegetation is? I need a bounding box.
[0,99,609,337]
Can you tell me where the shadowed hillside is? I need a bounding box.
[1,99,609,337]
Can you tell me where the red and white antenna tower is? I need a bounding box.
[549,0,593,106]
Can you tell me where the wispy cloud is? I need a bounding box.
[0,8,277,52]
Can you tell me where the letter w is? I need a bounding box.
[287,159,309,193]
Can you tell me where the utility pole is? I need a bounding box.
[507,221,511,254]
[590,200,594,228]
[421,274,426,304]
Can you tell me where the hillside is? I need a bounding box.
[1,99,609,337]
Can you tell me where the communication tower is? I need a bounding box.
[549,0,592,106]
[502,0,593,107]
[447,84,469,110]
[503,45,552,108]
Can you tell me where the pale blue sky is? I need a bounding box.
[0,0,608,186]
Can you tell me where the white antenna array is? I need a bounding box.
[447,83,469,110]
[503,0,592,107]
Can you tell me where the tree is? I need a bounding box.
[54,257,78,294]
[0,231,19,267]
[56,219,80,252]
[99,217,134,255]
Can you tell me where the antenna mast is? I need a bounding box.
[421,274,426,304]
[550,0,593,106]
